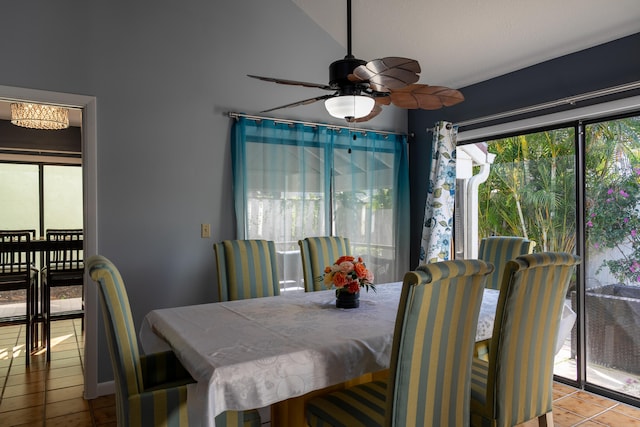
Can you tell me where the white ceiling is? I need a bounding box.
[294,0,640,90]
[1,1,638,126]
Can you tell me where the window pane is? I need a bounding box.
[585,115,640,398]
[333,145,397,284]
[43,165,83,230]
[0,163,39,234]
[245,140,326,290]
[0,163,40,318]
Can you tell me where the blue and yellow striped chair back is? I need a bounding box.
[88,255,261,427]
[299,236,351,292]
[88,255,144,424]
[470,252,581,427]
[478,236,535,290]
[214,239,280,301]
[306,259,493,427]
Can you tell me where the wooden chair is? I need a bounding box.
[87,255,261,427]
[306,259,494,427]
[0,231,38,365]
[298,236,351,292]
[470,252,581,427]
[478,236,536,290]
[214,239,280,301]
[41,229,84,361]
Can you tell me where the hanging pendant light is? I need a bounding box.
[10,102,70,130]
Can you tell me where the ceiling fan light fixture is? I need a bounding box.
[324,95,375,120]
[10,102,70,130]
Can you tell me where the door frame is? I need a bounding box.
[0,85,99,399]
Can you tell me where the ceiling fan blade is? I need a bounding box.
[346,104,383,123]
[389,84,465,109]
[372,94,392,106]
[248,75,333,91]
[259,94,333,113]
[352,57,421,91]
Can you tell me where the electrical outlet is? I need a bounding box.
[201,224,211,238]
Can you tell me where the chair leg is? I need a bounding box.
[538,412,553,426]
[45,283,51,363]
[30,278,40,352]
[514,413,554,427]
[39,274,46,352]
[30,286,36,351]
[25,283,31,366]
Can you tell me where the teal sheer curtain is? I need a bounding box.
[231,116,410,287]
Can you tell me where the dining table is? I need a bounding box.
[139,281,503,427]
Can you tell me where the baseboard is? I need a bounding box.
[89,380,115,398]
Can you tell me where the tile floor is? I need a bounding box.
[0,319,116,427]
[2,319,640,426]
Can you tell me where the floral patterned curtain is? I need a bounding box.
[419,121,457,264]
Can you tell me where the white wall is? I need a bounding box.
[0,0,406,388]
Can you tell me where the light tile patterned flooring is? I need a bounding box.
[1,319,640,426]
[0,319,116,426]
[553,382,640,426]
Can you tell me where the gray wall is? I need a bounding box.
[0,0,406,385]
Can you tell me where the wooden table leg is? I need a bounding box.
[270,370,389,427]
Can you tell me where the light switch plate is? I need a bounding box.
[201,223,211,238]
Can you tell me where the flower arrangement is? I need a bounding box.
[323,255,375,294]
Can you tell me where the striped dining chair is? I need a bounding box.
[214,239,280,301]
[299,236,351,292]
[478,236,536,290]
[470,252,581,427]
[306,259,494,427]
[87,255,261,427]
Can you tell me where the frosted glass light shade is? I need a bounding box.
[10,102,70,130]
[324,95,375,119]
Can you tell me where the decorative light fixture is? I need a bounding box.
[10,102,69,130]
[324,95,375,120]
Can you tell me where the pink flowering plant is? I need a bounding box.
[586,167,640,284]
[323,255,375,294]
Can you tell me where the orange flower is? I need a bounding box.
[354,262,367,278]
[346,281,360,293]
[335,255,355,265]
[332,271,347,288]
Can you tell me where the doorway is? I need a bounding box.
[0,85,98,399]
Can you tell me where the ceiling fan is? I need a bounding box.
[248,0,464,123]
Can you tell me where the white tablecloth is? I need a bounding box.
[139,283,500,426]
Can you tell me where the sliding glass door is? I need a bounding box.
[584,115,640,397]
[467,127,578,383]
[458,113,640,403]
[0,162,83,316]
